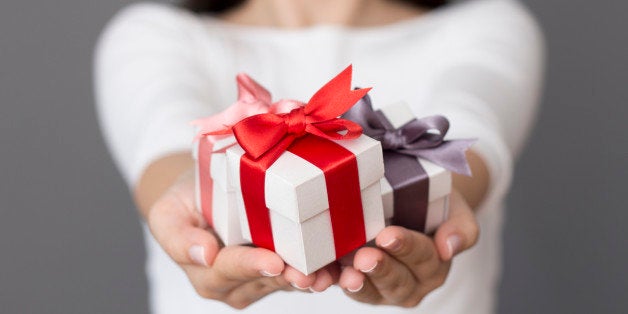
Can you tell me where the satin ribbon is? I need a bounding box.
[341,94,475,176]
[342,94,475,231]
[213,65,370,255]
[190,73,302,226]
[212,65,369,164]
[287,136,366,258]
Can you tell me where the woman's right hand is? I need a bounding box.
[147,170,337,309]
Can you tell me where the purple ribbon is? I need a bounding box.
[342,94,476,176]
[342,94,475,232]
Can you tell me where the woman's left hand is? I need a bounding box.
[337,189,479,308]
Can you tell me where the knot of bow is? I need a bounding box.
[342,93,476,176]
[210,65,370,162]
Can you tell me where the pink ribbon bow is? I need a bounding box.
[192,73,303,141]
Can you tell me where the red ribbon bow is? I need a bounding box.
[221,65,371,162]
[222,65,372,257]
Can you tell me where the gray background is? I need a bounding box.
[1,0,626,313]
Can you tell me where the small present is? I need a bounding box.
[214,66,386,274]
[342,95,475,234]
[192,74,301,246]
[227,134,384,274]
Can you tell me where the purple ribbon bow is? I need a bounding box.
[342,94,475,176]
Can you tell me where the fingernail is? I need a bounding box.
[381,238,401,251]
[290,282,310,290]
[359,261,378,273]
[260,270,281,277]
[446,234,462,259]
[189,245,208,266]
[308,286,325,293]
[347,281,364,293]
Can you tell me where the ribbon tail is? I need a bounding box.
[307,119,363,140]
[190,117,224,141]
[306,65,372,120]
[404,139,477,176]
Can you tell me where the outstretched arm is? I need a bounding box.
[337,0,544,307]
[94,5,336,308]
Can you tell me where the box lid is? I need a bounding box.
[227,134,384,223]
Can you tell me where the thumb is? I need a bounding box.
[148,188,220,267]
[434,190,480,261]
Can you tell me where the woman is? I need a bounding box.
[94,0,544,313]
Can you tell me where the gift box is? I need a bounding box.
[213,65,386,274]
[192,73,302,246]
[342,96,475,234]
[227,134,385,274]
[193,134,245,245]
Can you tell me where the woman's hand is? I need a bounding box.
[146,169,337,309]
[337,189,479,307]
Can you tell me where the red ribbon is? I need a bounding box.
[227,65,370,163]
[228,65,371,256]
[287,136,367,258]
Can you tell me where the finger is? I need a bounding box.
[148,190,220,266]
[434,190,480,261]
[375,226,436,271]
[282,266,317,291]
[339,266,383,304]
[352,246,418,304]
[375,226,452,304]
[209,246,285,289]
[338,265,365,292]
[309,266,335,292]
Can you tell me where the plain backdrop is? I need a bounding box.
[1,1,626,313]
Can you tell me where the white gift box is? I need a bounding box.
[378,102,452,234]
[227,134,385,275]
[194,135,247,246]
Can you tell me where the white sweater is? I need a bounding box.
[94,0,544,313]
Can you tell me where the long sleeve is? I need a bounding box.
[94,3,216,186]
[422,0,545,210]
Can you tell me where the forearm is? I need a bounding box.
[133,152,195,219]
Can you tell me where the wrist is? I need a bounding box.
[451,149,490,210]
[133,152,195,219]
